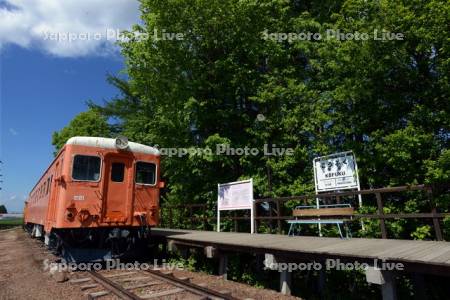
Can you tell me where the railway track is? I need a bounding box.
[25,232,241,300]
[71,268,240,300]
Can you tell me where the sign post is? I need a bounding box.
[313,151,363,234]
[217,179,254,234]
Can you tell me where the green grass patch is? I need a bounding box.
[0,218,24,227]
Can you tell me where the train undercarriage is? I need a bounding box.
[24,223,154,262]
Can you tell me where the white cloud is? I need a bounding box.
[9,195,17,200]
[0,0,140,57]
[9,128,18,135]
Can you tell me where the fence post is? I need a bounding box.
[427,187,443,241]
[189,205,194,230]
[276,199,282,234]
[376,192,387,239]
[269,201,273,232]
[233,210,238,232]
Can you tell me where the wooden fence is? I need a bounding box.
[159,184,449,241]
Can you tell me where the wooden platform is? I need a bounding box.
[152,228,450,276]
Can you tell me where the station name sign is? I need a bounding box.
[313,151,360,192]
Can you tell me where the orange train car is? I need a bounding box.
[23,136,163,260]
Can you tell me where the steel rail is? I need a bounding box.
[145,269,239,300]
[88,270,144,300]
[88,269,239,300]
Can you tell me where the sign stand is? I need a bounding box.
[217,179,254,234]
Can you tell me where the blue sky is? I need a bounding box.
[0,0,140,212]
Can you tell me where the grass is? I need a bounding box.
[0,218,24,227]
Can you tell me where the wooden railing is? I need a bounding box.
[159,184,450,241]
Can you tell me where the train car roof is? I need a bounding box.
[27,136,160,198]
[66,136,160,155]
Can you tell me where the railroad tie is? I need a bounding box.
[177,276,190,282]
[80,283,99,290]
[219,290,232,296]
[161,271,173,276]
[87,291,110,299]
[69,277,91,284]
[139,288,185,299]
[125,281,161,290]
[104,271,137,278]
[116,276,152,282]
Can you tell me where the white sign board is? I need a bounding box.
[313,151,359,192]
[217,179,254,233]
[218,179,253,210]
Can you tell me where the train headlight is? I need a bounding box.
[115,135,129,150]
[65,207,77,220]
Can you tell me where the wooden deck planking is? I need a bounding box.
[375,241,439,260]
[152,228,450,271]
[425,248,450,263]
[400,243,450,260]
[378,242,435,258]
[331,239,405,258]
[416,247,450,261]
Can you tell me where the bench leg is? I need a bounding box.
[344,222,352,238]
[337,223,344,239]
[291,224,301,236]
[288,224,293,236]
[295,224,301,236]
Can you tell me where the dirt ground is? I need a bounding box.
[0,228,300,300]
[169,268,299,300]
[0,227,83,300]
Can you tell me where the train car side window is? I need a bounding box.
[46,178,50,194]
[72,155,101,181]
[111,163,125,182]
[135,162,156,185]
[49,175,53,194]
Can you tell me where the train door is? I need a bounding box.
[46,160,61,230]
[102,155,133,223]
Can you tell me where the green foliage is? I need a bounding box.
[168,254,196,272]
[52,109,111,155]
[426,149,450,185]
[444,216,450,240]
[84,0,449,208]
[411,225,432,240]
[58,1,449,295]
[373,125,438,186]
[0,205,7,214]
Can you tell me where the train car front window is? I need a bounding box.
[72,155,101,181]
[135,162,156,185]
[111,162,125,182]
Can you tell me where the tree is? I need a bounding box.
[79,0,449,296]
[0,205,7,214]
[52,109,111,155]
[91,0,448,205]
